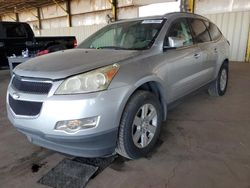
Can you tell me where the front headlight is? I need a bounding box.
[55,64,120,94]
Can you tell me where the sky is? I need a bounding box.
[139,0,181,17]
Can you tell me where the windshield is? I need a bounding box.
[78,19,165,50]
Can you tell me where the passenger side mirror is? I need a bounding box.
[168,37,185,48]
[0,42,4,48]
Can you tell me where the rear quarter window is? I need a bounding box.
[189,18,211,43]
[204,21,222,41]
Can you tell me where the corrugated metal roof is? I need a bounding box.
[0,0,65,15]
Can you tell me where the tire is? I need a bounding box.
[116,90,162,159]
[208,62,228,96]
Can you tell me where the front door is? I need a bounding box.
[158,18,203,102]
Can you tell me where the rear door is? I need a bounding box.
[188,18,215,83]
[204,21,223,77]
[2,23,28,57]
[159,18,203,102]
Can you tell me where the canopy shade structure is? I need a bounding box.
[0,0,65,15]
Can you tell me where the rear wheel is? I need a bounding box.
[116,90,162,159]
[208,62,228,96]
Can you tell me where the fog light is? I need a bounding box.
[55,116,99,133]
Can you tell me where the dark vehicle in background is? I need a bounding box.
[0,21,77,67]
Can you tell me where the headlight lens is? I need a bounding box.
[55,64,120,94]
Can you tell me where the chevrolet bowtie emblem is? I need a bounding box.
[12,92,20,100]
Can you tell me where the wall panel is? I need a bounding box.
[205,11,250,61]
[196,0,250,14]
[19,10,38,22]
[70,0,111,15]
[40,24,106,43]
[40,3,67,19]
[1,13,16,21]
[71,10,110,26]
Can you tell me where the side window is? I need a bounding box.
[165,19,193,47]
[4,24,27,38]
[204,21,222,41]
[189,19,211,43]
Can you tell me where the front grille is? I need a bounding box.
[12,76,52,94]
[9,95,42,116]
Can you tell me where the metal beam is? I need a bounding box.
[65,0,72,27]
[109,0,117,21]
[0,0,66,16]
[37,7,42,30]
[188,0,195,13]
[15,12,19,22]
[245,26,250,63]
[53,0,71,27]
[52,0,68,14]
[24,7,38,19]
[181,0,194,12]
[112,0,117,21]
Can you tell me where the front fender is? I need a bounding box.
[116,75,167,123]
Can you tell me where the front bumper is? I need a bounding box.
[7,81,131,157]
[18,126,118,157]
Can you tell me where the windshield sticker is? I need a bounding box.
[142,20,163,24]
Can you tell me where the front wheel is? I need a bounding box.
[208,62,228,96]
[116,90,162,159]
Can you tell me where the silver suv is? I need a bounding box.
[7,12,229,159]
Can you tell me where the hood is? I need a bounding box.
[14,48,139,80]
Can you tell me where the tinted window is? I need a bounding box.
[189,19,211,43]
[4,23,27,38]
[204,21,222,41]
[165,19,193,47]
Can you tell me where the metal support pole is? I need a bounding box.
[188,0,195,13]
[112,0,117,21]
[245,26,250,63]
[66,0,72,27]
[109,0,117,21]
[53,0,68,13]
[37,8,42,30]
[15,12,19,22]
[53,0,71,27]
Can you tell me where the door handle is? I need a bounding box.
[194,53,200,59]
